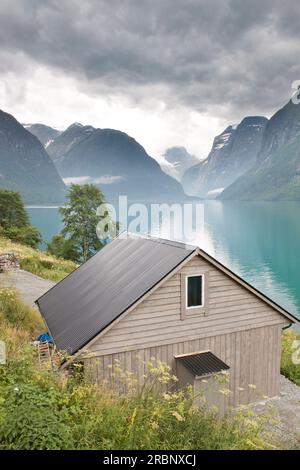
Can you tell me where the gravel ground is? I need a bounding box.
[252,375,300,449]
[0,269,55,307]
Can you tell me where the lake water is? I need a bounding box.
[27,201,300,320]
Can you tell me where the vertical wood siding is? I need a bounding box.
[85,324,282,407]
[89,256,288,355]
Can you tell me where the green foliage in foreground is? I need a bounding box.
[0,189,42,248]
[281,329,300,386]
[0,288,274,450]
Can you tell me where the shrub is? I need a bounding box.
[1,226,42,249]
[47,234,79,262]
[0,189,42,248]
[281,329,300,386]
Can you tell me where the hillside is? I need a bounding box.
[0,236,76,282]
[221,99,300,200]
[46,122,94,163]
[24,123,61,148]
[47,124,186,201]
[182,116,267,198]
[0,110,66,204]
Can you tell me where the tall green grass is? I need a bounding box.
[281,329,300,386]
[0,235,76,282]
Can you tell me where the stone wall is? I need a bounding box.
[0,253,20,272]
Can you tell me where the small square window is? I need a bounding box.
[186,275,203,308]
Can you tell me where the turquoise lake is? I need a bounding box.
[27,201,300,320]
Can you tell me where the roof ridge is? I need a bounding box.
[118,231,197,251]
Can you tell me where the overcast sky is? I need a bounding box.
[0,0,299,160]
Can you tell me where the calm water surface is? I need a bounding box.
[27,201,300,319]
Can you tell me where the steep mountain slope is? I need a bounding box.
[47,123,95,163]
[221,99,300,200]
[182,116,268,198]
[50,125,186,201]
[24,123,61,148]
[160,147,200,182]
[0,110,66,204]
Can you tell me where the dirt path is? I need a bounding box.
[0,269,55,307]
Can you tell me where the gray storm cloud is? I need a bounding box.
[0,0,300,120]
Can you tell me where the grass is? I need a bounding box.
[281,329,300,386]
[0,286,275,450]
[0,287,44,334]
[0,236,76,282]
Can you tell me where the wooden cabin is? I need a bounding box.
[36,233,299,411]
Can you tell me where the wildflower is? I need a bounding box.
[218,388,232,396]
[172,411,185,422]
[163,393,172,401]
[151,421,159,430]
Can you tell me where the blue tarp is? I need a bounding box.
[37,332,53,343]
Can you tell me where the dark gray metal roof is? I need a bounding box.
[176,351,230,377]
[36,234,196,355]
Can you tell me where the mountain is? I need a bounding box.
[0,110,66,204]
[24,123,61,148]
[47,124,186,201]
[221,99,300,200]
[182,116,268,198]
[46,122,94,163]
[160,147,200,182]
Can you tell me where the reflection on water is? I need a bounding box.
[27,201,300,319]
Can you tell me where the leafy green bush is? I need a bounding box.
[47,234,79,262]
[1,225,42,249]
[281,329,300,386]
[0,382,74,449]
[0,189,42,248]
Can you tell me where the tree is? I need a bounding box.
[58,184,116,262]
[47,235,78,262]
[0,189,29,229]
[0,189,42,248]
[2,226,42,249]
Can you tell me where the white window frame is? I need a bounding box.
[186,273,204,309]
